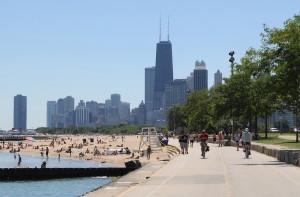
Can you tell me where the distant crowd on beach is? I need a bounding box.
[0,134,156,168]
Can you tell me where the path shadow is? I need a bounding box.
[234,162,286,166]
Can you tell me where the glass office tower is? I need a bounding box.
[14,94,27,131]
[153,41,173,110]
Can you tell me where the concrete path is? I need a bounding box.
[115,139,300,197]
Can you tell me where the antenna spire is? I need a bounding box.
[168,15,170,41]
[159,16,161,41]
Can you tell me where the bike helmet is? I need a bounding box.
[245,128,249,132]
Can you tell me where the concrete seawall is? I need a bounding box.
[0,167,138,181]
[230,140,300,167]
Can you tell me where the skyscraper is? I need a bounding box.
[14,94,27,131]
[153,40,173,110]
[75,100,89,126]
[165,79,188,109]
[56,98,65,128]
[47,101,57,128]
[145,66,155,119]
[119,102,130,123]
[86,100,98,123]
[194,60,208,91]
[111,94,121,108]
[214,70,222,87]
[64,96,75,127]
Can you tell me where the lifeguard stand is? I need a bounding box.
[138,127,161,152]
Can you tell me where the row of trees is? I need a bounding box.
[167,14,300,142]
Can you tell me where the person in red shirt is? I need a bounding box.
[199,131,209,158]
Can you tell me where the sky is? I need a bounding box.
[0,1,299,130]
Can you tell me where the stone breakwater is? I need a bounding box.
[231,140,300,167]
[0,166,139,181]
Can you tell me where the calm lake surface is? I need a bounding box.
[0,177,112,197]
[0,151,109,168]
[0,152,113,196]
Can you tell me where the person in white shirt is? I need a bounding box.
[234,131,241,151]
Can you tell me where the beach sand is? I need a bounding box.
[1,134,173,167]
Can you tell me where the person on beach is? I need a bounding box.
[41,161,47,168]
[147,145,152,160]
[46,147,49,157]
[18,154,22,165]
[58,154,61,161]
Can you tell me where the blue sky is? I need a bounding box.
[0,1,298,130]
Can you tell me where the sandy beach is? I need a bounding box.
[0,134,173,167]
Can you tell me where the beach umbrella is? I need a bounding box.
[25,137,36,142]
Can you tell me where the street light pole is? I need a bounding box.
[229,51,235,143]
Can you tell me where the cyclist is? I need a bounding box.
[199,130,209,158]
[242,128,252,156]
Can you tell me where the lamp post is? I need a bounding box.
[229,51,235,143]
[229,51,235,76]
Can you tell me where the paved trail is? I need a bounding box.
[117,139,300,197]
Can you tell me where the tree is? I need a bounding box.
[183,90,215,131]
[262,14,300,142]
[167,105,187,133]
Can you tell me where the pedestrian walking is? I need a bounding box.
[218,131,223,147]
[147,146,152,160]
[213,132,217,144]
[234,131,240,151]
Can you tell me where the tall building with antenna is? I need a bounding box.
[153,18,173,111]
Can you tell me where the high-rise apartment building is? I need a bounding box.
[86,100,98,123]
[165,79,188,109]
[107,106,119,125]
[119,102,130,123]
[194,60,208,91]
[130,101,146,126]
[75,100,89,126]
[97,103,106,124]
[64,96,75,127]
[214,70,222,87]
[153,40,173,111]
[56,98,65,128]
[47,101,57,128]
[145,66,155,119]
[14,94,27,131]
[111,94,121,108]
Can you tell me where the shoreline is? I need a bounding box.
[0,134,170,168]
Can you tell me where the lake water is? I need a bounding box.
[0,151,110,168]
[0,152,113,196]
[0,177,112,197]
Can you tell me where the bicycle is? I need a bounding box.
[244,144,251,158]
[200,142,207,159]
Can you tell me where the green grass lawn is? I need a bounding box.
[255,133,300,149]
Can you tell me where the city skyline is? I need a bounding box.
[0,1,298,130]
